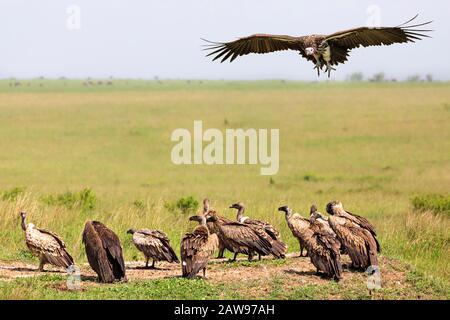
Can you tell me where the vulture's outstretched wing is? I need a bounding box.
[203,34,306,63]
[325,15,432,49]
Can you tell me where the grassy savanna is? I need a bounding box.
[0,80,449,299]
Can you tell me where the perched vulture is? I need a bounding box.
[230,202,287,259]
[278,206,310,257]
[203,198,231,258]
[127,228,179,268]
[180,215,218,279]
[278,206,342,280]
[204,15,432,77]
[326,201,380,270]
[310,205,347,255]
[308,212,343,281]
[20,211,74,271]
[206,211,273,261]
[82,221,127,283]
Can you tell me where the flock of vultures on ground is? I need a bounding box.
[20,198,380,283]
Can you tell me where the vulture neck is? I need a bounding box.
[21,216,27,231]
[235,207,245,221]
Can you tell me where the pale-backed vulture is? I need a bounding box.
[278,206,310,257]
[82,220,127,283]
[20,211,74,271]
[127,228,179,268]
[206,210,273,261]
[203,198,231,258]
[180,215,218,279]
[326,201,380,270]
[230,202,287,259]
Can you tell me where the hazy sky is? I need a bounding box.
[0,0,448,80]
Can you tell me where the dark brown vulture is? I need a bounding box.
[20,211,74,271]
[206,211,274,261]
[278,206,342,280]
[203,198,231,258]
[326,201,380,270]
[204,15,432,77]
[127,228,179,268]
[278,206,310,257]
[82,221,127,283]
[180,215,218,279]
[230,202,286,259]
[308,212,343,281]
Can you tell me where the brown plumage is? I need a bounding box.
[180,215,218,279]
[203,198,231,258]
[278,206,342,280]
[310,205,347,255]
[309,213,343,280]
[206,211,273,261]
[82,221,127,283]
[230,202,286,259]
[127,228,179,268]
[278,206,310,257]
[20,211,74,271]
[204,15,432,77]
[326,201,380,270]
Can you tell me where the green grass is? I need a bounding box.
[411,194,450,216]
[0,79,449,299]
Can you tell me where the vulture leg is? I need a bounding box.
[313,61,322,76]
[152,259,155,268]
[248,252,254,262]
[203,268,207,279]
[229,253,238,262]
[38,259,45,272]
[145,257,149,268]
[325,62,336,78]
[258,253,262,261]
[217,247,225,259]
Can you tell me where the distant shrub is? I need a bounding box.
[411,194,450,216]
[133,200,146,210]
[165,196,199,214]
[302,174,322,182]
[1,187,25,202]
[42,188,96,211]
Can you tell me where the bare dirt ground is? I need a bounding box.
[0,252,410,299]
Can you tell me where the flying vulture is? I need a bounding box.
[20,211,74,271]
[230,202,287,259]
[278,205,310,257]
[180,215,218,279]
[204,15,432,77]
[326,201,380,270]
[127,228,179,268]
[82,220,127,283]
[206,210,274,261]
[203,198,231,258]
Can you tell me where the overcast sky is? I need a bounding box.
[0,0,448,80]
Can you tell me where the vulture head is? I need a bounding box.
[189,215,207,225]
[202,198,210,214]
[277,205,292,215]
[229,202,245,210]
[310,204,318,215]
[326,200,344,215]
[205,212,218,223]
[126,228,137,235]
[305,47,316,56]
